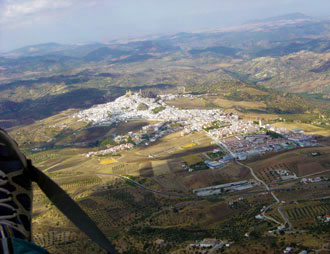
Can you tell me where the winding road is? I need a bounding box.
[97,172,197,199]
[235,160,292,229]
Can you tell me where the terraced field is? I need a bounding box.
[283,200,330,227]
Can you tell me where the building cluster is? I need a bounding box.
[320,214,330,223]
[219,133,305,160]
[283,247,309,254]
[300,177,329,184]
[86,122,181,157]
[116,122,181,146]
[193,180,258,196]
[271,169,297,181]
[204,154,233,169]
[189,238,231,250]
[255,206,268,221]
[74,93,224,132]
[219,134,295,160]
[207,119,258,138]
[86,143,134,158]
[75,92,319,160]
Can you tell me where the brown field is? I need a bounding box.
[152,160,171,176]
[273,122,330,136]
[240,112,279,121]
[167,158,186,173]
[181,164,248,190]
[254,163,296,185]
[248,147,330,178]
[166,97,207,109]
[206,202,237,222]
[135,131,214,159]
[166,95,268,113]
[183,154,204,166]
[297,162,324,176]
[211,97,267,110]
[9,108,87,144]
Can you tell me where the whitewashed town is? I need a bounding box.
[76,91,318,160]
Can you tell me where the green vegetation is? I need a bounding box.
[100,136,117,147]
[152,106,165,114]
[207,150,225,159]
[203,121,230,131]
[128,226,211,242]
[190,162,208,171]
[137,103,149,111]
[266,130,283,138]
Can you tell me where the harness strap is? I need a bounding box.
[27,161,117,254]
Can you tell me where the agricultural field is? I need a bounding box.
[182,142,198,149]
[3,13,330,254]
[248,147,330,178]
[183,154,204,166]
[12,109,329,253]
[254,163,297,185]
[273,122,330,136]
[211,97,267,111]
[100,158,117,165]
[165,97,208,109]
[282,200,330,228]
[24,135,330,254]
[166,95,268,112]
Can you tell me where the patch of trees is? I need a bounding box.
[265,130,283,138]
[152,106,165,114]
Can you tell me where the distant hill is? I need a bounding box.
[0,54,81,75]
[5,42,74,57]
[1,16,330,121]
[125,40,179,53]
[55,43,107,58]
[310,59,330,73]
[189,46,240,57]
[255,39,330,57]
[247,12,311,24]
[83,47,130,62]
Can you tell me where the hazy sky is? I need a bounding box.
[1,0,330,52]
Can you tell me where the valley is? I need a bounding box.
[1,12,330,254]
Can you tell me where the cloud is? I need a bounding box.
[0,0,95,24]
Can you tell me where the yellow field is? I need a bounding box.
[182,142,197,149]
[100,159,116,165]
[183,154,203,166]
[273,122,330,136]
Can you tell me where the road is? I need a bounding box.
[262,204,282,226]
[235,160,280,202]
[98,162,329,231]
[97,172,197,199]
[278,206,293,229]
[44,162,63,172]
[235,160,292,229]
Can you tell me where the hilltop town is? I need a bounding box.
[76,91,318,162]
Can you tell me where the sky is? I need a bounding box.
[0,0,330,52]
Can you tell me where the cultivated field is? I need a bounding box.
[282,200,330,227]
[273,122,330,136]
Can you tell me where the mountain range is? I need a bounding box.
[1,13,330,127]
